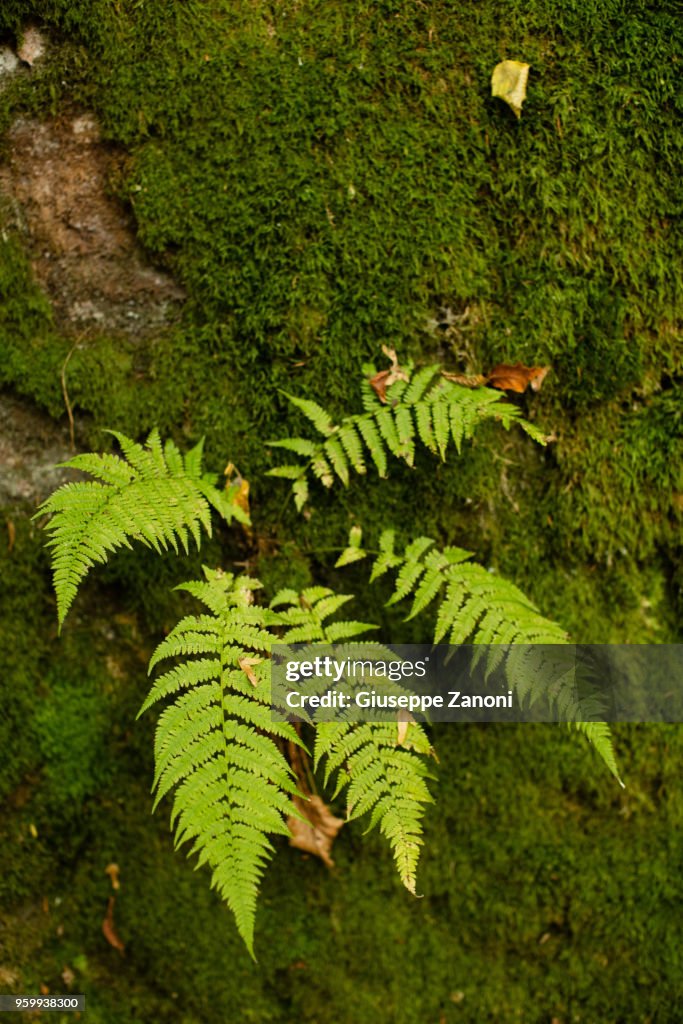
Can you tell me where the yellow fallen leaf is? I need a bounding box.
[224,462,251,518]
[29,823,38,838]
[397,710,415,746]
[105,863,120,890]
[491,60,530,119]
[238,656,262,686]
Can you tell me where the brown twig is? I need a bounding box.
[60,341,79,453]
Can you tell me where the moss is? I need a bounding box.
[0,0,679,642]
[1,0,682,1018]
[5,680,683,1021]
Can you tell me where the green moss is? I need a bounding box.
[1,0,682,1018]
[36,678,110,806]
[0,0,679,643]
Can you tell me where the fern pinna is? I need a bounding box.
[273,628,436,897]
[36,429,247,627]
[269,356,546,509]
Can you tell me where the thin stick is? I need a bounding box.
[60,339,80,452]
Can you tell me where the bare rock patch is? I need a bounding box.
[0,115,184,334]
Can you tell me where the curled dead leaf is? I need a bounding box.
[487,363,550,394]
[369,368,392,404]
[6,518,15,552]
[102,897,125,955]
[397,709,415,746]
[224,462,251,518]
[370,345,410,403]
[287,795,344,868]
[238,656,262,687]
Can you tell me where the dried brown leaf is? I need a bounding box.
[102,897,125,955]
[486,363,550,394]
[369,368,392,403]
[370,346,410,403]
[238,656,262,687]
[287,795,344,868]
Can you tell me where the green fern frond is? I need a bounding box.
[314,718,434,894]
[140,568,303,957]
[573,722,623,786]
[36,430,248,628]
[270,359,548,505]
[366,531,618,776]
[276,614,436,893]
[141,571,385,953]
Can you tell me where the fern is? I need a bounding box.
[38,429,438,950]
[36,429,248,627]
[314,717,434,894]
[140,569,297,956]
[39,422,622,956]
[270,361,547,506]
[141,571,383,954]
[365,530,620,780]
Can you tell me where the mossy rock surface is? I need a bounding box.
[0,1,681,1019]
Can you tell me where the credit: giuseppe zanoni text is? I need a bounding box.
[271,646,519,723]
[270,643,678,725]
